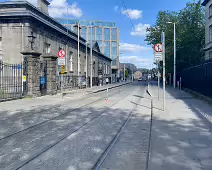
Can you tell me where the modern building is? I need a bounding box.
[202,0,212,60]
[0,0,112,88]
[55,18,120,81]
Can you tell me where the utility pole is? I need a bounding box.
[124,64,125,82]
[77,22,80,78]
[162,31,166,111]
[173,22,176,88]
[157,61,160,100]
[86,42,88,88]
[90,24,93,88]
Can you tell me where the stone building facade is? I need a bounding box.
[202,0,212,60]
[0,0,112,78]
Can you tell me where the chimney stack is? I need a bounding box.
[37,0,50,15]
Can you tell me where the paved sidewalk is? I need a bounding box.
[148,83,212,170]
[0,82,130,113]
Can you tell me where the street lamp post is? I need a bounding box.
[90,24,93,88]
[74,22,81,83]
[85,42,88,88]
[124,64,125,82]
[167,22,176,88]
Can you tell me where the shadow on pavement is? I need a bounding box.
[149,81,212,170]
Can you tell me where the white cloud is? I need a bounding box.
[130,23,150,37]
[120,43,151,53]
[22,0,83,18]
[120,56,154,68]
[121,9,142,20]
[49,1,83,18]
[114,6,119,11]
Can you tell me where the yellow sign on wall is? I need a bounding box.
[23,75,27,82]
[61,65,66,74]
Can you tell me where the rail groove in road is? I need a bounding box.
[0,86,126,141]
[13,91,131,170]
[92,86,146,170]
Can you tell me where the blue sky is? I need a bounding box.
[66,0,190,68]
[2,0,191,68]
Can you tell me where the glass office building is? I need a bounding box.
[55,19,120,77]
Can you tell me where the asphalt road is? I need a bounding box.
[0,82,150,170]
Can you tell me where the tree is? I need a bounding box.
[125,69,129,78]
[145,0,205,73]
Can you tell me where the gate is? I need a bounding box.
[40,60,47,95]
[0,61,23,102]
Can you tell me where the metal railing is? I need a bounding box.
[56,75,87,91]
[0,61,23,102]
[181,60,212,98]
[56,75,112,92]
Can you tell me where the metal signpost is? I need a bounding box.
[154,44,163,100]
[157,62,160,100]
[162,32,166,111]
[58,49,66,98]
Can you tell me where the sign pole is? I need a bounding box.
[157,61,160,100]
[90,24,93,88]
[107,87,109,100]
[61,73,63,98]
[85,42,88,88]
[162,31,166,111]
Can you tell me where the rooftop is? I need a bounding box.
[56,18,117,27]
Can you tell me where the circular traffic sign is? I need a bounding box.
[154,44,162,52]
[58,50,66,58]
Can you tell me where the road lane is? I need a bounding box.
[0,83,145,170]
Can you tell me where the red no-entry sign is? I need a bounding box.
[154,44,162,52]
[58,50,66,58]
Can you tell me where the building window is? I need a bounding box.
[73,27,77,34]
[209,25,212,42]
[112,42,117,57]
[104,42,110,57]
[104,28,110,40]
[112,59,117,66]
[44,42,51,54]
[81,27,87,40]
[209,5,212,17]
[87,27,95,41]
[209,51,212,59]
[112,28,117,41]
[96,27,102,41]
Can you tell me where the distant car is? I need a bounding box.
[138,77,142,81]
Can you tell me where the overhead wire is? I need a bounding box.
[120,0,149,51]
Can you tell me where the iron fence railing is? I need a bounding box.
[181,60,212,98]
[56,75,112,91]
[56,75,87,91]
[0,61,23,102]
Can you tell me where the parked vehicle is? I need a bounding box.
[138,77,142,81]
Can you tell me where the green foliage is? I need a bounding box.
[125,69,129,77]
[145,0,205,73]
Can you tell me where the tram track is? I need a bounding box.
[92,86,145,170]
[0,85,126,141]
[12,89,131,170]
